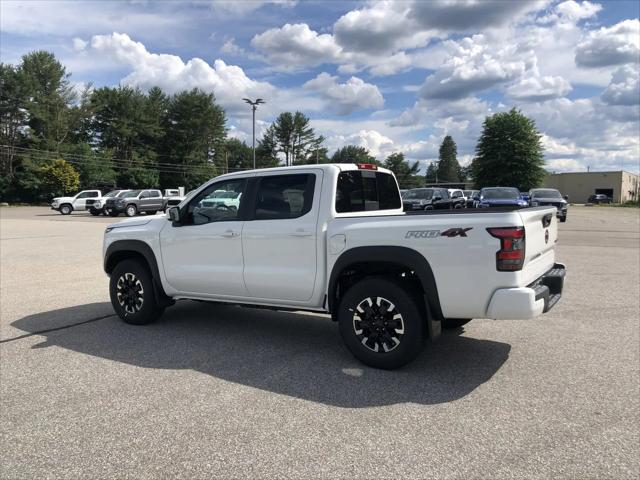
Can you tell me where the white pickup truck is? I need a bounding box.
[103,164,565,369]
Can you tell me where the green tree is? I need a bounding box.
[437,135,460,183]
[383,152,420,188]
[272,111,324,166]
[160,88,226,189]
[20,51,77,149]
[424,162,438,183]
[331,145,377,164]
[0,63,29,180]
[224,138,253,172]
[472,108,545,190]
[39,158,80,197]
[256,125,281,168]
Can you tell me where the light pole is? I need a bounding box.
[243,98,265,169]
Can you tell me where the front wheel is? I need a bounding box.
[89,208,101,216]
[109,259,164,325]
[125,204,137,217]
[338,277,425,369]
[59,204,72,215]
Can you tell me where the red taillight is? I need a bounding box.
[487,227,525,271]
[357,163,377,170]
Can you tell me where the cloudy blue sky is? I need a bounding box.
[1,0,639,173]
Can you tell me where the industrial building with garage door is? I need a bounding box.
[545,171,639,204]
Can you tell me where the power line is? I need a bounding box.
[0,144,257,174]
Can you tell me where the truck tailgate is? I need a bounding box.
[518,207,558,284]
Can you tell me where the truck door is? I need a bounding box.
[159,178,248,296]
[242,171,322,302]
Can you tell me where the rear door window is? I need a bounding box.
[253,174,315,220]
[336,170,400,213]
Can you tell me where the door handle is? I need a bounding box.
[289,229,312,237]
[221,230,239,238]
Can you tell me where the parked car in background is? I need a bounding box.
[478,187,529,208]
[399,189,408,197]
[105,189,164,217]
[402,187,452,210]
[447,189,466,209]
[529,188,568,222]
[89,189,131,216]
[587,194,612,204]
[464,190,480,208]
[162,189,185,212]
[520,192,531,205]
[199,189,243,211]
[51,190,101,215]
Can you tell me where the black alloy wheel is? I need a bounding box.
[352,296,405,353]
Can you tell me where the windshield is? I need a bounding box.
[463,190,474,196]
[482,188,520,200]
[104,191,119,197]
[404,189,432,200]
[532,189,562,199]
[122,190,141,198]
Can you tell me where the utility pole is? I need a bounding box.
[243,98,265,170]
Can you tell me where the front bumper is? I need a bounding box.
[486,263,566,320]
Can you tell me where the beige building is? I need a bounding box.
[545,171,639,203]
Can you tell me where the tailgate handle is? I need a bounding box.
[542,213,552,228]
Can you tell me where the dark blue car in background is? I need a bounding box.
[478,187,529,208]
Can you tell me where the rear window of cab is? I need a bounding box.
[335,170,401,213]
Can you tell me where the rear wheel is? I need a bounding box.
[108,210,119,217]
[442,318,471,330]
[338,277,425,369]
[89,208,101,216]
[559,216,567,223]
[125,204,137,217]
[60,204,72,215]
[109,259,164,325]
[147,210,157,215]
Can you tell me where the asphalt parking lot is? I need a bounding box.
[1,206,638,479]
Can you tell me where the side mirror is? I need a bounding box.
[563,195,569,201]
[168,206,181,223]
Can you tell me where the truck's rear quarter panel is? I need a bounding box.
[328,207,557,319]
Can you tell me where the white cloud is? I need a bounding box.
[220,38,245,56]
[333,2,431,54]
[601,64,640,106]
[327,129,396,159]
[506,75,572,101]
[251,23,341,67]
[410,0,549,31]
[419,35,534,100]
[211,0,297,15]
[303,73,384,115]
[72,38,88,52]
[89,33,276,115]
[575,19,640,68]
[538,0,601,25]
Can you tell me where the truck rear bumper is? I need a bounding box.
[486,263,566,320]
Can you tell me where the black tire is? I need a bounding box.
[109,259,164,325]
[108,210,119,217]
[454,203,463,209]
[147,210,157,215]
[442,318,471,330]
[560,216,567,223]
[60,204,72,215]
[337,277,425,369]
[125,204,137,217]
[424,205,434,211]
[89,208,101,216]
